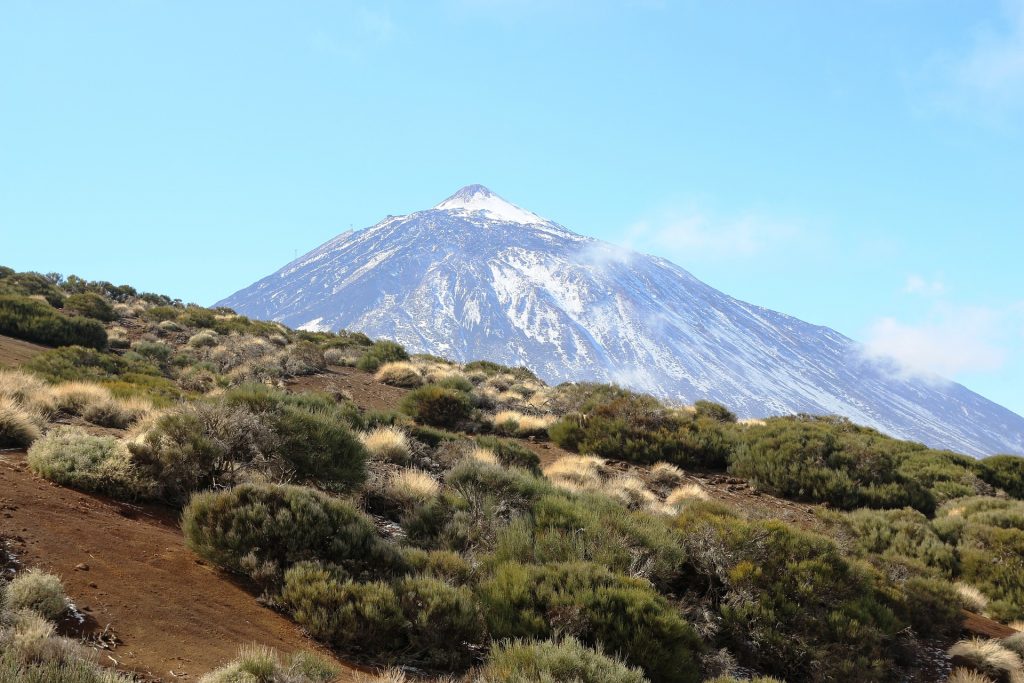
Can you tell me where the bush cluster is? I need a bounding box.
[0,296,107,349]
[400,384,473,428]
[28,427,155,500]
[356,340,409,372]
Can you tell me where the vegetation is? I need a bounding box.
[0,296,107,349]
[4,264,1024,682]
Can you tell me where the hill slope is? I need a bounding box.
[218,185,1024,457]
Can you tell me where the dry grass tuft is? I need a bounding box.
[0,396,44,448]
[666,483,711,507]
[1003,632,1024,659]
[490,410,555,437]
[947,638,1023,683]
[543,455,606,492]
[603,475,657,509]
[49,381,111,414]
[947,668,996,683]
[648,461,684,486]
[956,582,990,614]
[82,396,154,429]
[375,361,423,388]
[470,446,499,465]
[359,426,413,464]
[387,469,441,507]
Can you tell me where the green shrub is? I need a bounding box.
[400,384,473,428]
[826,507,957,575]
[693,400,737,423]
[281,564,405,654]
[394,574,483,666]
[673,507,907,682]
[548,394,732,469]
[131,340,172,363]
[479,636,650,683]
[356,340,409,372]
[27,427,155,500]
[899,576,962,639]
[475,435,541,473]
[729,417,933,512]
[0,296,107,349]
[976,455,1024,499]
[131,387,367,502]
[5,569,66,620]
[25,346,153,383]
[400,548,473,584]
[494,493,685,590]
[182,484,402,585]
[199,645,338,683]
[63,292,117,322]
[478,562,702,683]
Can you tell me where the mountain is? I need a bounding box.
[218,185,1024,457]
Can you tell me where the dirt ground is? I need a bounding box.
[0,449,361,682]
[287,365,411,412]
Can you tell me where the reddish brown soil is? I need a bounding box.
[287,365,410,412]
[0,450,359,682]
[0,333,47,366]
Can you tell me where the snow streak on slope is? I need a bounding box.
[219,186,1024,457]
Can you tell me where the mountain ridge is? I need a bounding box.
[218,185,1024,457]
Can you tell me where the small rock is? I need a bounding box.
[75,563,89,571]
[88,582,98,589]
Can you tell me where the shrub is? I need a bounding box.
[475,435,541,473]
[394,574,482,666]
[692,400,737,423]
[1003,631,1024,659]
[182,483,401,585]
[0,396,42,448]
[826,507,957,575]
[374,362,422,388]
[28,427,155,500]
[131,340,172,363]
[188,330,219,348]
[977,455,1024,500]
[479,636,650,683]
[281,341,326,376]
[400,384,473,428]
[359,426,412,464]
[495,493,686,590]
[477,561,702,683]
[5,569,66,620]
[63,292,116,322]
[0,296,107,349]
[199,644,338,683]
[548,394,732,470]
[400,548,472,584]
[281,565,405,653]
[356,340,409,372]
[729,417,933,512]
[947,638,1023,683]
[673,507,908,682]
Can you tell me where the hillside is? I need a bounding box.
[3,265,1024,683]
[217,185,1024,458]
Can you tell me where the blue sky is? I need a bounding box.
[2,0,1022,415]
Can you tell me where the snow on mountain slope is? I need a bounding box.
[218,185,1024,457]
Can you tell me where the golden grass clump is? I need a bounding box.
[359,426,413,464]
[602,475,657,509]
[947,638,1024,683]
[666,483,711,507]
[470,446,499,465]
[0,395,44,448]
[491,410,555,437]
[543,455,606,492]
[947,669,996,683]
[387,469,441,507]
[374,361,423,388]
[649,461,684,486]
[82,395,154,429]
[1004,632,1024,660]
[0,369,51,407]
[48,381,111,414]
[956,582,990,614]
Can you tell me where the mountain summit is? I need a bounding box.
[218,186,1024,457]
[433,184,548,225]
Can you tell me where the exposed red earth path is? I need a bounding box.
[0,449,362,682]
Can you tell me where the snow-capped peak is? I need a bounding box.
[433,184,547,225]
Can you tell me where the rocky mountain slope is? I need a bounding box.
[218,185,1024,457]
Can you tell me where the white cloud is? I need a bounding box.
[904,274,947,296]
[863,309,1007,380]
[623,208,801,261]
[941,0,1024,119]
